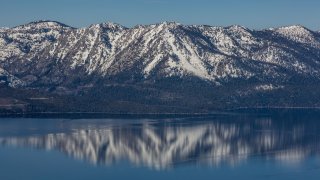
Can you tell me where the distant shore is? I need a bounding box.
[1,107,320,119]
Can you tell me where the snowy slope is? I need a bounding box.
[1,20,320,89]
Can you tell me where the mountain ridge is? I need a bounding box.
[1,20,320,113]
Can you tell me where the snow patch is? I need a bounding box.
[255,84,284,91]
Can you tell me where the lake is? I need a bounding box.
[1,110,320,180]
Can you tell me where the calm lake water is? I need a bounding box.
[1,111,320,180]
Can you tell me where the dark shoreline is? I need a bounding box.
[1,108,320,119]
[0,112,233,119]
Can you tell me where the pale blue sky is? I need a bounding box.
[1,0,320,30]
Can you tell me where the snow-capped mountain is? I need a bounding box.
[1,20,320,112]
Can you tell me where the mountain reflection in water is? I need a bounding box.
[1,114,320,170]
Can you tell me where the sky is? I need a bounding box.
[1,0,320,30]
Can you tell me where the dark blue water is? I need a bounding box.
[1,112,320,180]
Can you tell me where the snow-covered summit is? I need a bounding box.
[273,25,319,45]
[89,22,126,30]
[12,20,73,30]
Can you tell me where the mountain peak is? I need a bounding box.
[273,24,317,44]
[276,25,311,33]
[30,20,69,26]
[13,20,73,30]
[157,21,181,28]
[133,21,181,30]
[226,25,251,32]
[91,22,126,30]
[160,21,180,25]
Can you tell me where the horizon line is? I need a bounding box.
[2,19,319,32]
